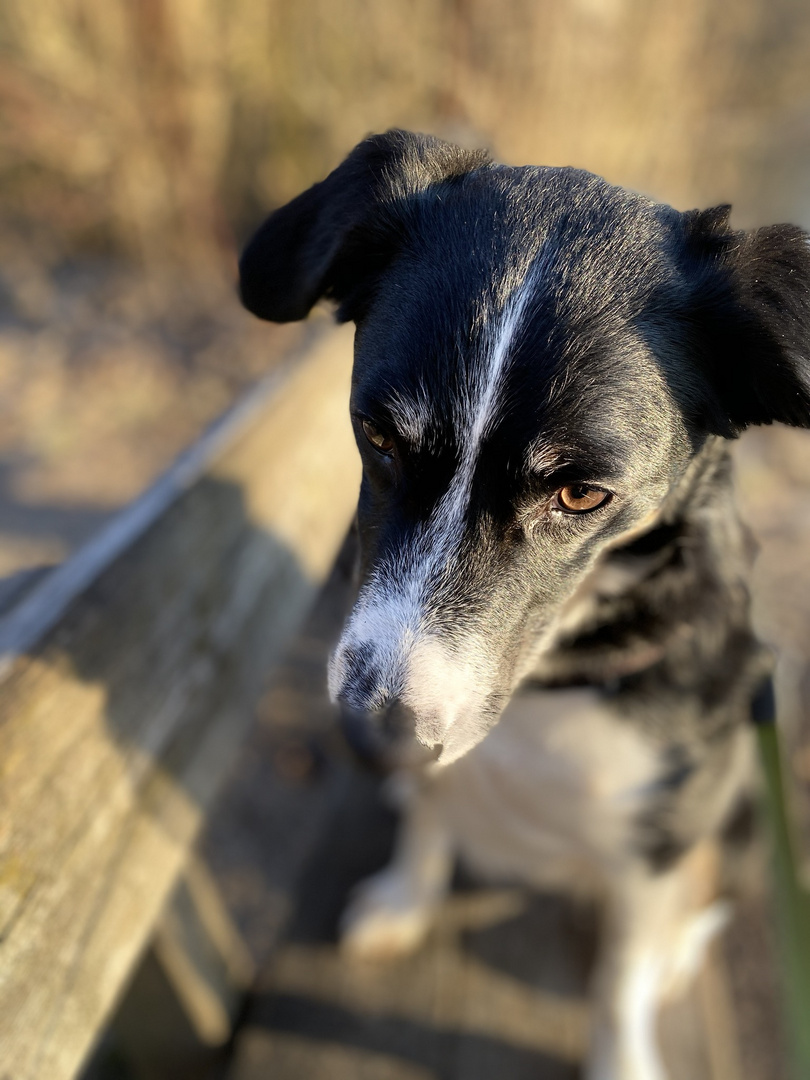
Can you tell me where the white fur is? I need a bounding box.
[662,900,730,998]
[341,781,453,959]
[339,688,661,956]
[620,951,666,1080]
[433,687,663,885]
[329,255,548,759]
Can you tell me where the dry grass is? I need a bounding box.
[0,253,304,574]
[1,0,809,269]
[0,265,301,509]
[0,0,808,570]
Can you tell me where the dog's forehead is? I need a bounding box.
[353,165,679,458]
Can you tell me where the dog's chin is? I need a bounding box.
[426,722,491,766]
[337,703,440,774]
[338,700,497,773]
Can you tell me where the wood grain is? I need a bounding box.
[0,321,359,1080]
[153,855,256,1046]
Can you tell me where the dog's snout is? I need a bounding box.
[330,616,499,765]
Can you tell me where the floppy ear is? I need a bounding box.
[685,207,810,431]
[239,129,490,324]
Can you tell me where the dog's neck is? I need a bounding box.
[523,438,767,702]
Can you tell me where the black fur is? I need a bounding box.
[240,130,810,873]
[239,131,490,323]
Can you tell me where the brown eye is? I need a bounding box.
[362,420,395,455]
[553,484,610,513]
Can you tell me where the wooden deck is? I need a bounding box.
[226,800,732,1080]
[0,324,359,1080]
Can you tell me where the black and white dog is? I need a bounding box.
[239,131,810,1080]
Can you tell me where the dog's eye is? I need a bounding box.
[553,484,610,513]
[362,420,395,455]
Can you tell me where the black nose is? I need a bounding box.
[335,643,392,713]
[338,702,442,773]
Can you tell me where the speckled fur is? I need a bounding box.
[240,130,810,1080]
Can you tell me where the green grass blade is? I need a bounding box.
[757,722,810,1079]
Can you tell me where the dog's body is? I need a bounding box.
[240,131,810,1079]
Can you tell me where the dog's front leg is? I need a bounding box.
[340,777,453,960]
[588,928,668,1080]
[587,840,724,1080]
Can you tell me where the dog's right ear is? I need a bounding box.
[239,129,490,324]
[682,208,810,433]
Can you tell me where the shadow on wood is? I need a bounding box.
[0,323,359,1080]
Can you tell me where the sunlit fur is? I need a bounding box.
[240,130,810,1080]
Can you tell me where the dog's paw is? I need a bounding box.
[585,1057,668,1080]
[661,900,731,1001]
[339,869,434,961]
[585,1037,669,1080]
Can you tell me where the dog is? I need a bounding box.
[239,130,810,1079]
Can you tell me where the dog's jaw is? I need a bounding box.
[402,634,502,762]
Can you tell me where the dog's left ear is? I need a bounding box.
[685,208,810,432]
[239,130,490,324]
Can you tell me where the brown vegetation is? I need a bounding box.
[1,0,809,269]
[0,0,808,576]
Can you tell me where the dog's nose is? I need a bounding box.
[338,701,442,773]
[332,641,394,713]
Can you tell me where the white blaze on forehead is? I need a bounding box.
[330,253,547,723]
[454,259,542,461]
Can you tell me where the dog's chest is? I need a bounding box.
[434,686,662,886]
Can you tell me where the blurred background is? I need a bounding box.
[2,2,810,1078]
[1,0,810,594]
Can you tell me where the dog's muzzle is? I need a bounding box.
[338,700,443,774]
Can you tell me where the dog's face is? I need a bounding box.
[240,131,810,763]
[331,174,699,762]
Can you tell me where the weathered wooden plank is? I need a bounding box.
[227,848,747,1080]
[0,320,359,1080]
[223,734,591,1080]
[198,532,362,968]
[0,321,319,677]
[153,855,255,1046]
[227,828,735,1080]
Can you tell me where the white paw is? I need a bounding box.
[339,868,434,961]
[662,900,731,1000]
[586,1040,669,1080]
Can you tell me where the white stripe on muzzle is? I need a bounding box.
[330,255,547,760]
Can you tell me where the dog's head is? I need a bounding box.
[240,130,810,764]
